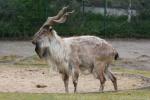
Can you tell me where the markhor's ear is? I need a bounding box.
[49,26,53,32]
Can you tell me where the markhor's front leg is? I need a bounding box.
[61,73,69,93]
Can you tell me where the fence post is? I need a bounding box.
[82,0,85,15]
[127,0,132,23]
[45,0,48,18]
[104,0,107,37]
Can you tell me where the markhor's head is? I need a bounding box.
[32,6,74,59]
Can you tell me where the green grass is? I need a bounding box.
[0,89,150,100]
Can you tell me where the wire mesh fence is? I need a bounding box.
[0,0,150,39]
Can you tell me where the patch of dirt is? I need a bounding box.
[1,40,150,70]
[0,66,149,93]
[0,41,35,57]
[115,54,150,71]
[109,40,150,70]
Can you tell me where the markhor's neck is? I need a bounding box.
[48,30,67,64]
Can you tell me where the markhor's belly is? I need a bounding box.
[79,63,94,75]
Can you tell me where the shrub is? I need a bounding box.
[0,0,150,39]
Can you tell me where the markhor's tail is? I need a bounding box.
[114,52,119,60]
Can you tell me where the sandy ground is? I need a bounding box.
[0,40,150,93]
[0,65,149,93]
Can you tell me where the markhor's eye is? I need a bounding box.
[43,30,47,32]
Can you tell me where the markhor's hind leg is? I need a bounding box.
[109,71,117,91]
[72,69,79,93]
[99,71,106,92]
[94,62,106,92]
[105,64,118,91]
